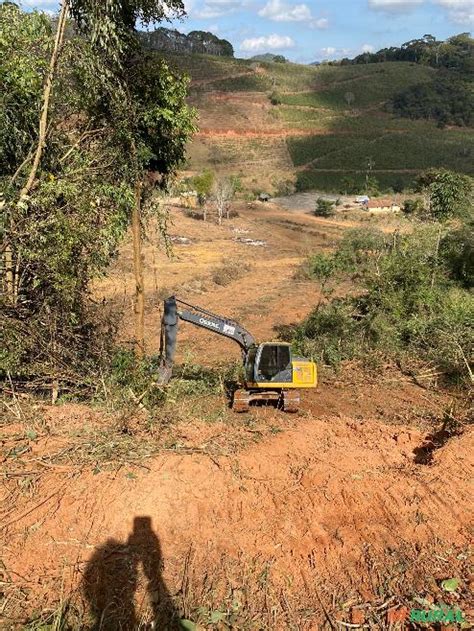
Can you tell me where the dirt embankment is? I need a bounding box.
[1,202,472,629]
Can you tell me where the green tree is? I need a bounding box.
[192,169,214,205]
[416,169,473,221]
[440,221,474,288]
[1,3,195,390]
[314,197,335,217]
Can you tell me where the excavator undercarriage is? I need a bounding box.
[233,389,301,413]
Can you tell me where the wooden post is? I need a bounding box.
[132,179,145,357]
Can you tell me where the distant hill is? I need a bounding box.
[140,28,233,57]
[159,52,474,195]
[250,54,287,63]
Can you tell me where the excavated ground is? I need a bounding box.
[1,202,472,629]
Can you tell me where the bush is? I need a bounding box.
[293,224,474,384]
[402,198,424,215]
[314,197,335,217]
[269,91,282,105]
[440,221,474,288]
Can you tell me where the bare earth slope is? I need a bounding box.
[162,54,474,194]
[1,203,473,629]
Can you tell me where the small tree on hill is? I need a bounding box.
[314,197,335,217]
[193,169,214,207]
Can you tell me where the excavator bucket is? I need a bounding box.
[156,296,179,385]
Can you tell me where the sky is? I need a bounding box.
[20,0,474,63]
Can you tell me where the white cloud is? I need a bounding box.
[191,0,243,18]
[240,33,295,51]
[433,0,474,24]
[361,43,375,52]
[258,0,328,28]
[368,0,423,11]
[321,46,336,56]
[22,0,59,9]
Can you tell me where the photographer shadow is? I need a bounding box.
[83,516,181,631]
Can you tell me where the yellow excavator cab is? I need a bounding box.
[245,342,317,390]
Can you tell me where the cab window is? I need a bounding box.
[257,345,291,381]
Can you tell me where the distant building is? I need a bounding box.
[366,198,401,212]
[355,195,370,204]
[259,193,271,202]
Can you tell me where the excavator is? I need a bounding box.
[157,296,317,412]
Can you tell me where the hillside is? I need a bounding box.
[3,201,473,628]
[161,53,474,193]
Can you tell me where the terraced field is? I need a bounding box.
[161,53,474,193]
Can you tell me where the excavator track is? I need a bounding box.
[233,389,251,413]
[281,389,300,413]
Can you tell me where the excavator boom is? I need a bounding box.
[157,296,255,384]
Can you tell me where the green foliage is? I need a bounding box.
[192,168,214,203]
[68,0,185,67]
[0,3,51,175]
[314,197,335,217]
[402,198,425,215]
[294,224,474,384]
[1,4,195,387]
[416,169,473,220]
[392,76,474,127]
[440,221,474,288]
[109,349,166,408]
[351,32,474,74]
[365,175,380,196]
[269,90,282,105]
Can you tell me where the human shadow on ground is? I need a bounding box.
[83,516,181,631]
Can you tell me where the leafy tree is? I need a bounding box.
[440,221,474,289]
[340,176,360,195]
[192,169,214,205]
[416,169,473,221]
[1,2,195,390]
[269,91,282,105]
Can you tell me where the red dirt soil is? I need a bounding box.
[1,203,473,629]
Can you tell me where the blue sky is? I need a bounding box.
[20,0,473,62]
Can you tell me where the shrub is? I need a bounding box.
[293,224,474,384]
[269,91,282,105]
[440,221,474,288]
[314,197,335,217]
[402,198,425,215]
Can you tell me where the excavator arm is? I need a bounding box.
[157,296,256,385]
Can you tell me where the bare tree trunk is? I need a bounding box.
[19,1,68,199]
[216,202,223,225]
[132,179,145,357]
[4,245,13,302]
